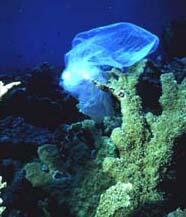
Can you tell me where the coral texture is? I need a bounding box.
[95,182,132,217]
[24,144,70,187]
[96,60,186,216]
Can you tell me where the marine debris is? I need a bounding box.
[60,23,159,121]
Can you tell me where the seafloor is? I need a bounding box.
[0,20,186,217]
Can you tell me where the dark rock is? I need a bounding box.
[0,159,22,184]
[0,116,53,160]
[0,63,85,128]
[2,171,45,217]
[137,61,162,114]
[161,57,186,83]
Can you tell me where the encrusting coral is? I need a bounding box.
[95,60,186,217]
[24,144,71,187]
[95,182,133,217]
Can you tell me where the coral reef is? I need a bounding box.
[24,144,71,187]
[0,60,185,217]
[95,60,186,216]
[95,182,132,217]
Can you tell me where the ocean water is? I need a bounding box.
[0,0,186,71]
[0,1,186,217]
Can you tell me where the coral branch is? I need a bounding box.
[97,61,186,216]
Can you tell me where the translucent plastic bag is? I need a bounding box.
[67,22,159,68]
[60,22,159,121]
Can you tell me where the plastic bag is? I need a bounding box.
[60,22,159,121]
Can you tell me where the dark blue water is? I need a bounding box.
[0,0,186,71]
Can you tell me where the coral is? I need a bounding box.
[103,116,122,136]
[167,208,186,217]
[95,182,132,217]
[0,60,185,217]
[24,144,69,187]
[69,164,113,217]
[95,60,186,216]
[63,124,116,217]
[24,162,53,187]
[38,144,62,170]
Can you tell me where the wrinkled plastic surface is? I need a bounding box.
[60,22,159,121]
[66,22,159,68]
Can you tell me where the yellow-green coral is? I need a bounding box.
[38,144,62,171]
[98,60,186,216]
[95,182,132,217]
[24,144,64,187]
[68,136,115,217]
[24,162,53,187]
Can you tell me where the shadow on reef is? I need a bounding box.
[131,133,186,217]
[137,61,162,115]
[0,116,53,160]
[160,133,186,209]
[0,63,86,129]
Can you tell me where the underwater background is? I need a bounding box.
[1,0,186,71]
[0,1,186,217]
